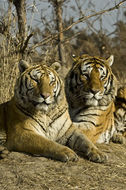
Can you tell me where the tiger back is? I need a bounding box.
[65,54,118,144]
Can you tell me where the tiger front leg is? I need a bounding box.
[6,131,78,162]
[66,127,107,163]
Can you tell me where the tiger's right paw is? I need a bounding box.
[56,147,78,162]
[0,145,9,159]
[112,133,126,144]
[87,148,108,163]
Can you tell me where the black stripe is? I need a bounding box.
[78,119,102,128]
[25,76,28,88]
[84,62,94,66]
[16,105,46,133]
[49,107,67,126]
[80,113,101,117]
[19,77,23,94]
[65,125,76,146]
[56,117,68,137]
[106,109,111,117]
[75,106,104,116]
[94,130,102,137]
[94,59,105,66]
[84,60,105,68]
[72,136,80,149]
[95,123,103,127]
[78,120,95,126]
[106,69,108,76]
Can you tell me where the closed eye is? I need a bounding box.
[101,73,106,80]
[99,68,106,80]
[50,81,55,86]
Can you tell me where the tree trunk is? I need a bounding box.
[12,0,27,50]
[54,0,66,64]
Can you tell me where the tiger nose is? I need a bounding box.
[41,92,50,99]
[90,88,99,95]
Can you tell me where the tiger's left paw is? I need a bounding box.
[87,148,108,163]
[112,133,126,144]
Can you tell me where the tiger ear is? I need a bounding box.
[106,55,114,66]
[19,60,30,73]
[51,62,61,73]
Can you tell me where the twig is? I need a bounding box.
[29,0,126,50]
[21,32,34,53]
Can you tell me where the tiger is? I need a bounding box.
[65,54,125,147]
[113,86,126,143]
[0,60,108,163]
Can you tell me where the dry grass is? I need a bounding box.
[0,34,19,104]
[0,143,126,190]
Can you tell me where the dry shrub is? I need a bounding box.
[0,34,19,104]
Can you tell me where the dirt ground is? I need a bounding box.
[0,143,126,190]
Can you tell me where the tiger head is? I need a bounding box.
[15,60,63,111]
[66,54,117,108]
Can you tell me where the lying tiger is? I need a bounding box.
[114,86,126,142]
[65,54,125,148]
[0,60,108,163]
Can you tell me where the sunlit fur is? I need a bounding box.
[114,86,126,141]
[15,63,62,112]
[0,60,110,163]
[65,54,118,144]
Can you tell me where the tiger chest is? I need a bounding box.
[31,109,72,141]
[96,103,115,143]
[74,102,116,144]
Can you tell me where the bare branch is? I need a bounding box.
[30,0,126,51]
[63,0,126,33]
[12,0,27,47]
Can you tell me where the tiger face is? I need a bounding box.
[15,61,61,111]
[66,54,116,107]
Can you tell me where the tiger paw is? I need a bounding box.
[87,148,108,163]
[0,145,9,159]
[112,133,126,144]
[56,147,78,162]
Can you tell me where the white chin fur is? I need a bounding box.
[31,96,54,105]
[84,92,103,103]
[85,98,98,106]
[45,97,54,104]
[94,94,103,100]
[36,104,48,111]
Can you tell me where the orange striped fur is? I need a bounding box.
[0,60,109,163]
[114,86,126,143]
[65,54,121,145]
